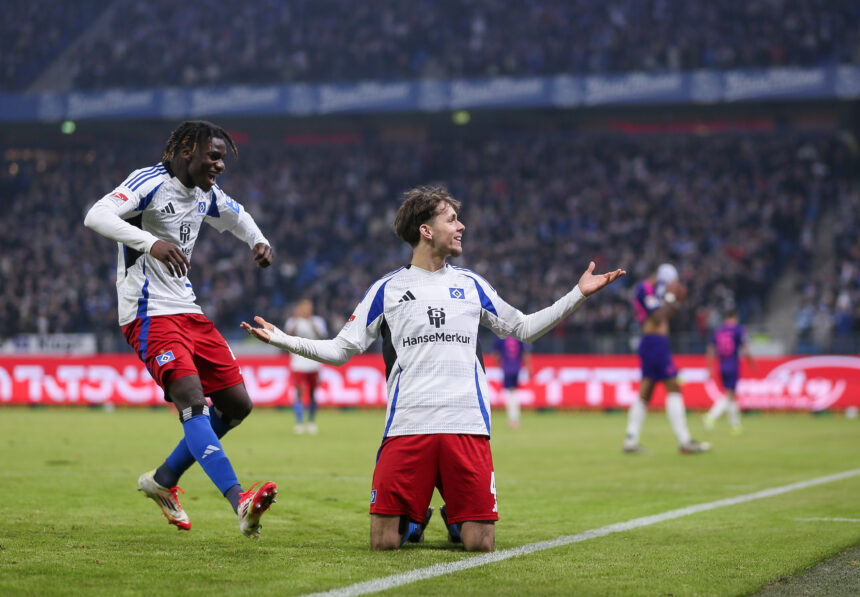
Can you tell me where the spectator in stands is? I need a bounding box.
[6,0,856,92]
[2,129,856,357]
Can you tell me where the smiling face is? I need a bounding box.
[423,201,465,258]
[182,136,227,192]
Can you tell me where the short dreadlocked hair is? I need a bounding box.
[161,120,238,162]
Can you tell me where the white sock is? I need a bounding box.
[625,398,647,444]
[665,392,692,445]
[728,400,741,428]
[708,397,728,421]
[505,389,520,424]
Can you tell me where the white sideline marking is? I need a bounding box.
[305,468,860,597]
[794,517,860,523]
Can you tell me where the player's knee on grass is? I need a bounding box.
[461,521,495,552]
[370,514,403,550]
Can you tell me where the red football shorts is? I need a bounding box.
[370,434,498,524]
[122,313,243,400]
[291,371,319,400]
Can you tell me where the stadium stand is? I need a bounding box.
[796,167,860,355]
[6,0,858,92]
[0,0,106,91]
[2,127,857,353]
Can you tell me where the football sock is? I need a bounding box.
[625,398,647,444]
[155,406,234,487]
[180,408,239,495]
[708,397,728,422]
[398,516,421,546]
[447,520,462,542]
[225,484,242,513]
[505,389,520,424]
[665,392,692,445]
[308,392,317,422]
[728,400,741,428]
[293,390,304,423]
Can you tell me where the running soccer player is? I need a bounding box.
[623,263,710,454]
[242,185,625,551]
[703,308,753,434]
[493,336,532,429]
[284,298,327,435]
[84,120,278,538]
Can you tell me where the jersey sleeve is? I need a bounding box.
[204,188,270,249]
[469,273,586,343]
[83,167,165,253]
[265,281,385,365]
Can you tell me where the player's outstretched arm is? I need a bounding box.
[488,261,625,344]
[577,261,626,296]
[240,316,361,366]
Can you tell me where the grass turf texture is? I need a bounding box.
[0,407,857,596]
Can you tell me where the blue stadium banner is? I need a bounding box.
[721,67,834,102]
[188,86,284,116]
[318,81,417,113]
[1,66,857,122]
[450,77,549,109]
[581,72,687,106]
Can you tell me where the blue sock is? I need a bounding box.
[293,393,304,423]
[448,521,462,542]
[400,521,421,546]
[308,393,317,422]
[181,412,239,495]
[157,408,233,487]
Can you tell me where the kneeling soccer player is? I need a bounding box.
[242,185,625,550]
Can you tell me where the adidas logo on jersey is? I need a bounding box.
[160,202,176,214]
[201,444,221,459]
[398,290,416,303]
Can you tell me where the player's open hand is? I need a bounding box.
[253,243,274,268]
[577,261,626,297]
[240,316,274,343]
[150,240,191,277]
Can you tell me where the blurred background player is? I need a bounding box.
[624,263,710,454]
[704,307,754,434]
[83,120,278,537]
[284,298,327,434]
[493,336,532,429]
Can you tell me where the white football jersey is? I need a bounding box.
[285,315,328,372]
[267,263,586,438]
[84,163,269,325]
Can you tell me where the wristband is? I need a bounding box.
[664,292,676,304]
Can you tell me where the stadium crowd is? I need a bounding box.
[795,169,860,355]
[4,0,859,92]
[2,127,857,353]
[1,0,105,91]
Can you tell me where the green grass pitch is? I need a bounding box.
[0,407,857,596]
